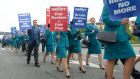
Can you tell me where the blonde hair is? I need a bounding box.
[90,17,95,21]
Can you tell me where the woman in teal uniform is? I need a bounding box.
[85,17,105,69]
[21,32,29,55]
[10,35,15,51]
[12,34,16,51]
[2,36,6,48]
[43,24,55,64]
[102,3,136,79]
[15,32,22,52]
[56,30,70,78]
[67,21,86,73]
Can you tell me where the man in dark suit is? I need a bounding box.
[27,19,40,67]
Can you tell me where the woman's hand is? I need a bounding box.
[121,18,129,25]
[132,24,138,30]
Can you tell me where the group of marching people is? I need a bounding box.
[1,31,29,54]
[32,16,140,79]
[39,3,140,79]
[40,18,105,78]
[2,2,140,79]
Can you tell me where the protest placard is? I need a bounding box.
[50,6,68,32]
[73,7,88,28]
[106,0,140,20]
[18,13,32,30]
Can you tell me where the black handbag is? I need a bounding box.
[133,29,140,36]
[97,32,116,43]
[82,39,90,46]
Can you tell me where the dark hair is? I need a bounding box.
[70,20,73,24]
[48,24,50,28]
[33,19,37,22]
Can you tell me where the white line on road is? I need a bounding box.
[69,60,118,72]
[70,60,100,68]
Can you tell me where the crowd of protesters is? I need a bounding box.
[1,2,140,79]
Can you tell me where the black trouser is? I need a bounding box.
[27,40,39,64]
[2,43,6,48]
[42,42,45,52]
[22,43,25,52]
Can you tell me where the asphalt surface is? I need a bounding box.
[0,45,140,79]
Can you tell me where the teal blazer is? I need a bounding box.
[56,32,69,48]
[69,26,81,51]
[85,24,99,44]
[45,28,55,45]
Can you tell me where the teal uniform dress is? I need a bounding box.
[12,35,17,48]
[14,34,21,49]
[56,32,69,58]
[68,26,81,53]
[85,24,101,54]
[45,28,55,53]
[102,4,136,60]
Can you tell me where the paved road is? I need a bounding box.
[0,45,140,79]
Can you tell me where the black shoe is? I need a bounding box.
[86,63,89,65]
[65,71,71,78]
[79,67,86,73]
[27,60,30,64]
[57,67,63,72]
[51,61,55,65]
[115,62,118,65]
[35,64,40,67]
[68,66,70,69]
[86,60,89,65]
[66,75,71,78]
[99,64,105,70]
[133,68,140,73]
[132,68,140,78]
[86,61,89,66]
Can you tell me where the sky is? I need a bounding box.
[0,0,104,32]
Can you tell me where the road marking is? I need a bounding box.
[10,50,14,53]
[70,60,100,68]
[69,60,118,72]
